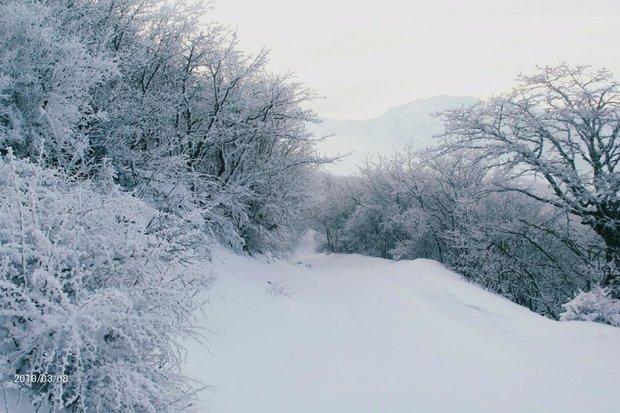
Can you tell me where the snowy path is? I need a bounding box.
[184,234,620,413]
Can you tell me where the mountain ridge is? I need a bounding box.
[311,95,478,174]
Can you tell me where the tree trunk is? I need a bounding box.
[594,222,620,298]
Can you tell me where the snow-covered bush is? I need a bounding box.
[561,287,620,327]
[0,153,212,412]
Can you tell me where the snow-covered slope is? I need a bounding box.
[184,233,620,413]
[311,95,478,174]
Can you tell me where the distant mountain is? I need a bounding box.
[311,95,478,175]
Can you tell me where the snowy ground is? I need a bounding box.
[184,233,620,413]
[4,234,619,412]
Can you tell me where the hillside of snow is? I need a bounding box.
[183,233,620,413]
[311,95,478,174]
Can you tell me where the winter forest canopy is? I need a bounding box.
[0,0,619,412]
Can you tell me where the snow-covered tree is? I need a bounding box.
[0,0,116,173]
[309,172,358,253]
[439,64,620,296]
[82,0,325,253]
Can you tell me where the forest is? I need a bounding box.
[0,0,618,412]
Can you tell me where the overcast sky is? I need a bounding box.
[208,0,620,120]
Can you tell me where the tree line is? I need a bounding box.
[0,0,324,411]
[312,65,620,324]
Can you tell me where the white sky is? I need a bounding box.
[208,0,620,120]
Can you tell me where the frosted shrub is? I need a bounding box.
[561,287,620,327]
[0,154,212,412]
